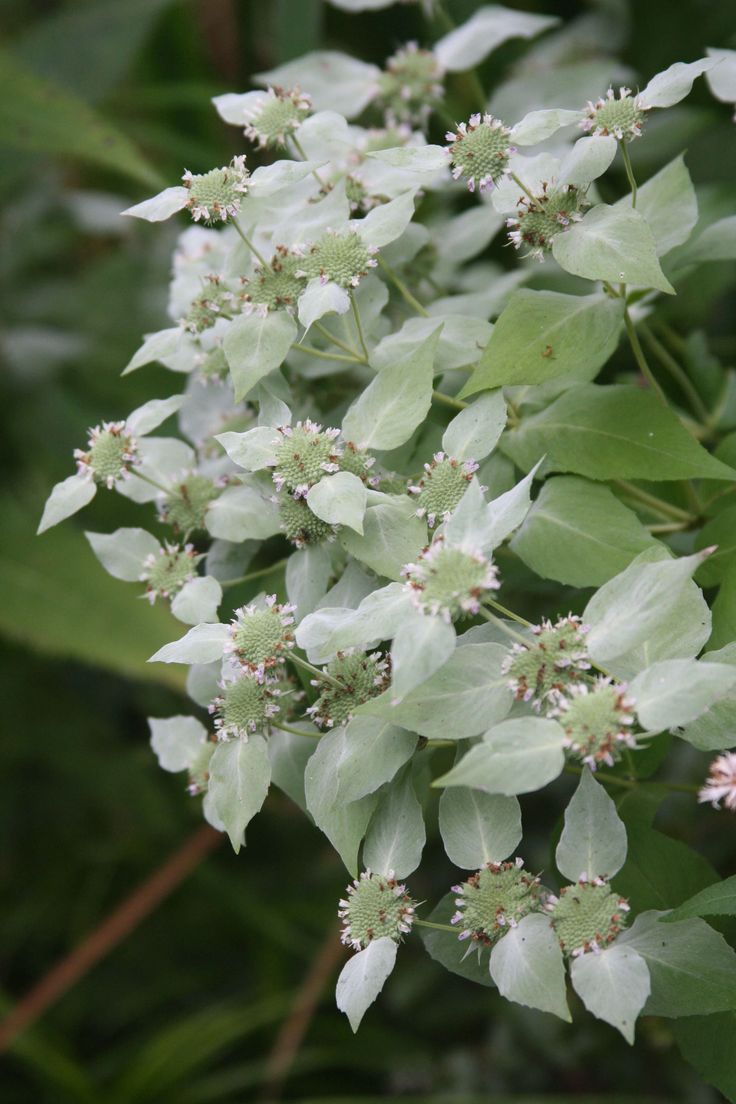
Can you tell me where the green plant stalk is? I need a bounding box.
[377,255,429,317]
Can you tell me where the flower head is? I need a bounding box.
[506,180,588,261]
[182,156,250,223]
[307,649,390,728]
[242,86,311,148]
[209,670,281,739]
[338,440,380,487]
[408,452,478,527]
[446,113,514,193]
[377,42,444,125]
[450,859,542,945]
[225,596,296,679]
[74,421,139,488]
[338,870,416,951]
[298,229,378,289]
[551,676,637,770]
[140,542,201,603]
[279,495,338,548]
[270,419,342,497]
[546,877,630,957]
[159,473,222,533]
[182,274,240,333]
[242,247,307,316]
[581,86,647,142]
[402,536,499,622]
[698,752,736,811]
[503,615,591,712]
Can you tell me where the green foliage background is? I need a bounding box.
[1,0,734,1100]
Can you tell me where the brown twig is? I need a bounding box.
[260,922,347,1101]
[0,824,221,1053]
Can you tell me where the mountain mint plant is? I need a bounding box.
[38,0,736,1078]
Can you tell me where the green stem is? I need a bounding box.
[377,255,429,317]
[313,320,365,361]
[413,918,457,934]
[432,389,468,412]
[647,521,690,535]
[639,322,711,424]
[623,308,667,406]
[293,343,362,365]
[619,139,637,207]
[231,220,268,267]
[221,557,290,589]
[349,291,370,362]
[478,606,529,646]
[290,135,325,187]
[564,765,637,790]
[288,652,344,690]
[134,470,172,496]
[613,480,693,523]
[484,597,533,629]
[425,739,457,748]
[270,720,320,739]
[510,172,538,206]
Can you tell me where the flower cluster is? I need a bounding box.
[140,543,201,603]
[451,859,542,945]
[551,677,638,769]
[377,42,444,125]
[307,649,390,728]
[339,871,417,951]
[446,114,514,192]
[408,452,479,528]
[403,537,500,621]
[506,181,588,261]
[74,422,139,488]
[297,230,378,288]
[182,156,250,223]
[581,86,648,142]
[503,615,591,710]
[241,86,311,148]
[698,752,736,812]
[546,877,631,957]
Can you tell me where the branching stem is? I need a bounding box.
[377,255,429,317]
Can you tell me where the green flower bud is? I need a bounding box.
[182,156,249,223]
[408,452,478,528]
[506,181,588,261]
[546,878,630,957]
[226,596,296,678]
[140,542,202,603]
[339,871,416,951]
[279,495,338,548]
[242,86,311,148]
[242,247,306,315]
[182,275,239,333]
[270,420,342,496]
[503,615,591,712]
[377,42,444,125]
[298,230,378,289]
[446,113,513,193]
[160,473,221,533]
[210,672,280,739]
[339,440,380,487]
[581,86,647,142]
[74,421,139,488]
[552,677,637,769]
[450,860,542,946]
[403,537,500,622]
[307,649,390,728]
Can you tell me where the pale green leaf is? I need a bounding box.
[489,913,571,1021]
[85,527,159,582]
[439,789,521,869]
[363,766,425,878]
[390,612,456,703]
[207,735,271,853]
[441,391,507,461]
[223,312,297,402]
[630,658,736,730]
[571,945,650,1044]
[552,205,675,293]
[149,622,229,665]
[340,495,428,580]
[435,718,566,796]
[307,471,367,534]
[149,715,209,774]
[336,938,397,1033]
[170,576,222,626]
[435,6,558,72]
[556,769,628,882]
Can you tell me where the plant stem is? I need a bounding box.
[564,765,637,789]
[290,135,326,187]
[377,255,429,317]
[221,557,291,589]
[619,139,637,207]
[484,596,533,629]
[293,343,362,365]
[425,739,457,748]
[288,652,344,690]
[510,172,538,206]
[432,389,468,412]
[647,521,690,534]
[478,606,529,646]
[349,291,370,362]
[313,320,365,361]
[232,220,268,267]
[134,470,172,496]
[413,918,457,934]
[613,480,693,523]
[623,308,668,406]
[270,720,320,739]
[639,322,711,424]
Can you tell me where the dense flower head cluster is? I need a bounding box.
[226,596,296,678]
[182,274,240,333]
[338,440,380,487]
[242,86,311,148]
[307,649,390,728]
[182,156,250,222]
[698,752,736,811]
[403,537,500,621]
[581,86,647,141]
[140,542,201,603]
[159,473,222,533]
[210,670,281,739]
[270,420,342,496]
[74,422,139,487]
[297,230,378,288]
[546,878,630,956]
[506,181,588,260]
[551,677,638,769]
[377,42,444,125]
[279,495,338,548]
[451,860,542,945]
[242,247,306,315]
[408,452,478,527]
[446,114,514,192]
[339,871,417,951]
[503,615,591,711]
